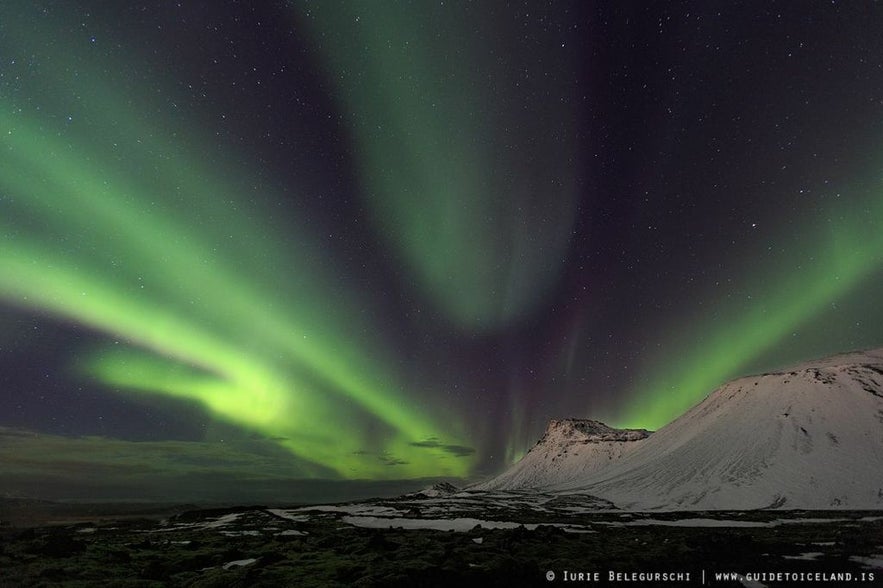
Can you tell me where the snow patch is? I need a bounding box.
[850,554,883,570]
[202,512,242,529]
[223,558,257,570]
[782,552,824,561]
[299,504,405,517]
[267,509,311,522]
[341,516,530,532]
[600,518,769,528]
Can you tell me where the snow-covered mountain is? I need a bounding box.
[479,348,883,510]
[408,482,460,498]
[471,419,650,491]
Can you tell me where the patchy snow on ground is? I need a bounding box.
[221,530,260,537]
[599,518,769,528]
[267,509,311,522]
[222,558,257,570]
[341,516,531,532]
[338,515,594,534]
[782,552,824,561]
[774,518,850,525]
[200,512,242,529]
[298,504,407,517]
[589,516,854,529]
[849,554,883,570]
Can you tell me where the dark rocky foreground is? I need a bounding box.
[0,494,881,587]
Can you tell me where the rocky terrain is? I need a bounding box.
[1,495,881,586]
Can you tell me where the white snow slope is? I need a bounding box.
[479,349,883,510]
[471,419,650,491]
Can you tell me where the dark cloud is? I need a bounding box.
[349,449,410,466]
[410,438,476,457]
[439,444,476,457]
[410,436,440,447]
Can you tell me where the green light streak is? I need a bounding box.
[292,1,582,331]
[0,3,472,479]
[617,185,883,430]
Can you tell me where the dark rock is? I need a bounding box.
[33,534,87,558]
[366,531,399,551]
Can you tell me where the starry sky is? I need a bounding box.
[2,1,883,502]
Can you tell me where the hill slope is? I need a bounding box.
[472,419,650,491]
[480,349,883,510]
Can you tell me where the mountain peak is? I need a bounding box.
[482,347,883,510]
[471,419,651,491]
[538,418,651,447]
[408,481,460,498]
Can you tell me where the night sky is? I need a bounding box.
[2,1,883,501]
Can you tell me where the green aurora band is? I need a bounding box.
[291,1,583,331]
[0,4,472,479]
[291,2,883,439]
[616,183,883,430]
[5,2,882,475]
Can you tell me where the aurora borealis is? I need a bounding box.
[2,1,883,499]
[294,1,582,332]
[0,0,473,481]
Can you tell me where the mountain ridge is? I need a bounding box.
[471,419,650,492]
[477,347,883,510]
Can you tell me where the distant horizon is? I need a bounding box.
[0,466,469,506]
[0,423,477,504]
[4,345,883,505]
